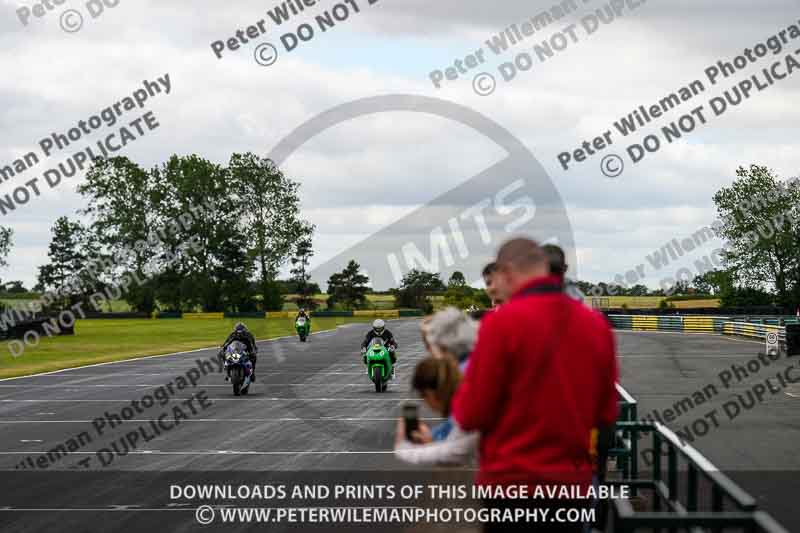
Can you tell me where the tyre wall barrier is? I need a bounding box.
[0,318,75,340]
[610,314,800,355]
[721,321,799,355]
[608,314,731,333]
[306,310,353,318]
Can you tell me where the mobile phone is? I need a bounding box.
[402,403,419,440]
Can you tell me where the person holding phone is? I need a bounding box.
[394,357,478,466]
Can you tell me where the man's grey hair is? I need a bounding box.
[424,307,478,359]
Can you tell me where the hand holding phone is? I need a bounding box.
[402,403,419,441]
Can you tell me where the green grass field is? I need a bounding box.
[0,316,374,379]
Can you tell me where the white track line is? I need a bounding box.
[0,383,410,388]
[0,450,396,455]
[0,398,423,402]
[0,417,444,423]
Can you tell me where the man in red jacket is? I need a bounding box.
[451,238,618,532]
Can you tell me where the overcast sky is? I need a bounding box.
[1,0,799,290]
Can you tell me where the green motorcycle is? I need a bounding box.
[295,316,311,342]
[364,337,394,393]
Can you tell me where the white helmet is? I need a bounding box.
[372,319,385,334]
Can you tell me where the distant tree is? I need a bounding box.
[393,269,445,312]
[474,289,492,309]
[290,238,317,310]
[37,217,100,309]
[0,226,11,270]
[721,286,775,307]
[3,281,26,294]
[574,280,595,295]
[277,279,321,295]
[666,280,691,296]
[693,270,733,296]
[79,157,159,313]
[444,271,476,309]
[448,271,467,288]
[229,153,313,311]
[713,165,800,307]
[327,260,370,310]
[628,284,649,296]
[214,237,256,312]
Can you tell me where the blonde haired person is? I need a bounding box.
[394,357,478,466]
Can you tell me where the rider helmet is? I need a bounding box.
[372,319,385,335]
[234,322,248,333]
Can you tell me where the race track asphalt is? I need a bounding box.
[0,322,798,531]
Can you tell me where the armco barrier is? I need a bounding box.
[611,385,789,532]
[353,309,400,318]
[722,320,800,355]
[224,312,267,318]
[266,311,293,318]
[610,314,798,356]
[0,318,74,340]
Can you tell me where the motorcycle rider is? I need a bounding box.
[219,322,258,381]
[361,319,398,377]
[295,307,310,327]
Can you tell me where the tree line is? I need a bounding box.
[0,162,797,314]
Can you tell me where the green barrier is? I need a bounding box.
[609,315,632,329]
[657,315,683,331]
[399,309,425,317]
[155,311,182,319]
[224,312,267,318]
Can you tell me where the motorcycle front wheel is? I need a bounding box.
[231,368,243,396]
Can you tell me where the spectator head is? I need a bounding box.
[542,244,568,277]
[481,261,502,306]
[411,356,462,416]
[494,238,549,300]
[424,307,477,363]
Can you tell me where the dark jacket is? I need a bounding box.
[295,312,310,322]
[361,328,397,350]
[222,329,258,356]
